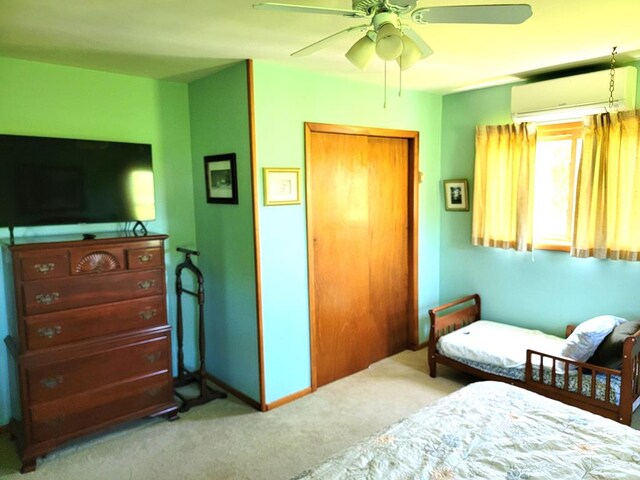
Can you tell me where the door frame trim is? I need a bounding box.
[304,122,420,391]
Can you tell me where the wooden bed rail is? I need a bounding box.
[429,293,481,318]
[561,324,640,423]
[620,329,640,422]
[526,334,640,425]
[525,349,620,406]
[565,324,576,338]
[428,294,481,377]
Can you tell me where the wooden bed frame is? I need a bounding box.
[428,294,640,425]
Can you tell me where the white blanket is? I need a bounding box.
[436,319,566,368]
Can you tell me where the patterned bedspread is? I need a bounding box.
[292,381,640,480]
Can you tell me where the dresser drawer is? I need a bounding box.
[30,372,173,443]
[26,331,171,404]
[127,247,163,270]
[19,251,69,281]
[25,295,167,350]
[22,269,165,315]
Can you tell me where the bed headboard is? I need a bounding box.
[428,294,481,340]
[427,294,481,378]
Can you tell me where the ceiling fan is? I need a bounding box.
[253,1,533,71]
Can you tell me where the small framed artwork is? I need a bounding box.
[204,153,238,204]
[263,168,301,206]
[443,179,469,211]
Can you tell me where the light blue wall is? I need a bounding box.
[252,61,443,403]
[439,62,640,336]
[0,56,196,425]
[188,62,261,402]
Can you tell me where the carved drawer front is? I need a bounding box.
[70,247,125,275]
[25,295,167,350]
[127,247,163,270]
[19,252,69,281]
[30,372,173,443]
[22,269,165,315]
[27,333,171,404]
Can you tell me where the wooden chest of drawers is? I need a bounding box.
[2,233,178,473]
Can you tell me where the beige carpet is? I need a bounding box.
[0,349,637,479]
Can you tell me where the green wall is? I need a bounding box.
[0,56,196,425]
[188,62,261,402]
[252,61,443,403]
[439,62,640,336]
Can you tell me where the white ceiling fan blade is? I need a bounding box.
[401,26,433,59]
[412,4,532,24]
[253,3,365,18]
[291,24,369,57]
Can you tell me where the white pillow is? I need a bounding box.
[561,315,627,362]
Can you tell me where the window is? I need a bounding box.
[533,122,582,251]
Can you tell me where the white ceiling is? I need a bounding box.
[2,0,640,93]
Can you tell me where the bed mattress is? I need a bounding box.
[292,381,640,480]
[436,319,566,368]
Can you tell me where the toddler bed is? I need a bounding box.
[292,381,640,480]
[428,294,640,425]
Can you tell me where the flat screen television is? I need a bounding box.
[0,134,156,229]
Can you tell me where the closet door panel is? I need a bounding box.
[308,129,411,387]
[367,136,410,361]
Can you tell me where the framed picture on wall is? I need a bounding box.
[263,168,301,206]
[204,153,238,204]
[443,179,469,211]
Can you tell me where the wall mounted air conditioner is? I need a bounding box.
[511,66,637,123]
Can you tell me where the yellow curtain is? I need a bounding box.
[572,110,640,260]
[472,123,537,251]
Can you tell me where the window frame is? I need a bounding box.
[533,121,582,252]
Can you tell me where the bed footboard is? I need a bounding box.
[525,331,640,425]
[428,294,481,377]
[619,329,640,424]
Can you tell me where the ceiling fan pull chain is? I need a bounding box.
[384,61,388,109]
[608,46,617,109]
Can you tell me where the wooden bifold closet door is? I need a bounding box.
[306,124,417,388]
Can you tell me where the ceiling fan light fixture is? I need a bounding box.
[396,34,422,70]
[375,23,403,61]
[345,34,376,70]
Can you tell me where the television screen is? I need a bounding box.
[0,134,155,228]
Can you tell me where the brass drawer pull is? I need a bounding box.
[144,352,162,364]
[139,309,157,320]
[40,376,63,389]
[34,263,56,274]
[38,326,62,339]
[137,280,155,290]
[138,253,153,263]
[35,292,60,305]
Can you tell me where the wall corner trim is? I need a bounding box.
[265,387,313,411]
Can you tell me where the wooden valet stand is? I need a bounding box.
[173,247,226,411]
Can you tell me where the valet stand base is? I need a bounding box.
[173,369,227,412]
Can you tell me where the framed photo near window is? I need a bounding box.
[443,179,469,211]
[204,153,238,204]
[263,168,301,206]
